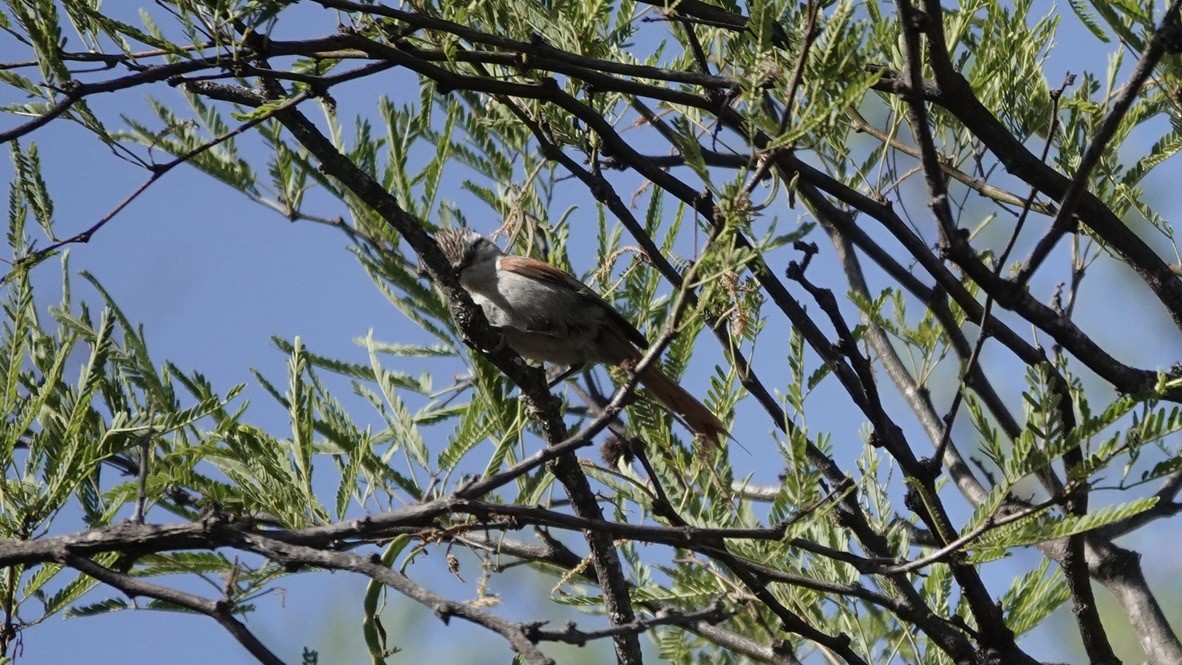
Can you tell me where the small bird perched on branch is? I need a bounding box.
[436,228,725,447]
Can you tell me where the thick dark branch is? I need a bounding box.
[926,34,1182,332]
[1014,0,1182,287]
[504,94,980,656]
[892,3,1023,657]
[774,151,1175,402]
[194,61,641,661]
[596,94,986,665]
[824,223,990,503]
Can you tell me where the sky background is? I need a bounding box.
[1,2,1181,664]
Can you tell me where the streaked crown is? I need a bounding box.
[435,228,488,271]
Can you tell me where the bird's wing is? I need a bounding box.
[497,255,650,349]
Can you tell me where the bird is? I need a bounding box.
[435,228,725,447]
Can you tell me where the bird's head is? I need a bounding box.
[435,228,501,273]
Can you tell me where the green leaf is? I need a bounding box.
[1002,558,1070,635]
[64,597,129,617]
[980,497,1158,549]
[1067,0,1112,42]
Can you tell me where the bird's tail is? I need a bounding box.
[637,364,726,448]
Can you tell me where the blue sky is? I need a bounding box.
[2,3,1181,663]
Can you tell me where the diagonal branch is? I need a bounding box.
[185,62,643,661]
[63,554,283,665]
[233,534,556,665]
[1014,0,1182,288]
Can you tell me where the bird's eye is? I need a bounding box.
[459,240,479,271]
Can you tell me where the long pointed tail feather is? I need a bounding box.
[637,364,725,448]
